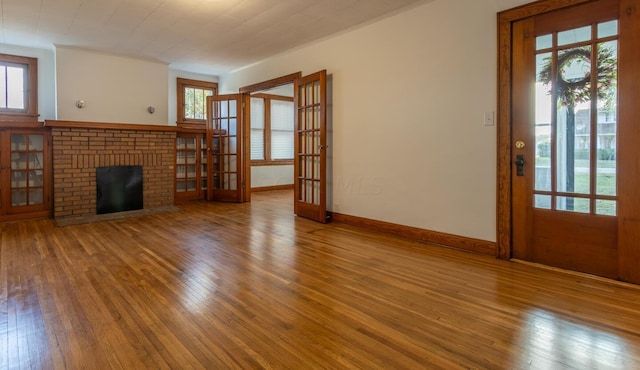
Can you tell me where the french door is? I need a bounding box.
[293,71,328,223]
[206,71,329,223]
[206,94,244,202]
[510,0,640,280]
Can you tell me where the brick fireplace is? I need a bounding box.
[45,120,177,220]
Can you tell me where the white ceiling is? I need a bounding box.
[0,0,427,75]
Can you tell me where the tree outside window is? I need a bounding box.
[177,78,217,126]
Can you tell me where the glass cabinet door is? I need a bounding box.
[176,136,196,193]
[201,136,208,191]
[10,133,44,207]
[175,134,207,200]
[0,129,50,219]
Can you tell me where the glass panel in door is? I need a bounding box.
[534,20,618,215]
[294,71,327,223]
[10,134,44,206]
[207,94,243,202]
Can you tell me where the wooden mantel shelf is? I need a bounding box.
[44,120,179,132]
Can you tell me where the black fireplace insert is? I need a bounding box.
[96,165,143,215]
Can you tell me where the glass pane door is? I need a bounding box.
[534,20,618,216]
[207,94,243,202]
[294,71,328,223]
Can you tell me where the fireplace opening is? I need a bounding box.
[96,165,143,215]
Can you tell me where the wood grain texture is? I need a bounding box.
[238,72,301,94]
[496,17,513,260]
[44,120,179,132]
[617,0,640,283]
[2,190,640,369]
[498,0,591,22]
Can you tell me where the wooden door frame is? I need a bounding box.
[239,72,301,202]
[497,0,598,260]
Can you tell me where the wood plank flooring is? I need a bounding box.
[2,190,640,369]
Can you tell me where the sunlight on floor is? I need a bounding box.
[515,309,629,369]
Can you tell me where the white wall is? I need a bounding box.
[0,44,56,121]
[252,165,294,188]
[221,0,532,243]
[168,69,218,126]
[56,46,169,125]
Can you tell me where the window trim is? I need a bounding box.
[176,78,218,127]
[250,93,294,166]
[0,53,38,123]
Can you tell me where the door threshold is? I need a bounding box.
[511,259,640,290]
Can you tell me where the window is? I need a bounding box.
[250,94,294,164]
[177,78,218,126]
[0,53,37,122]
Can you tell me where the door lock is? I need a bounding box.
[515,154,525,176]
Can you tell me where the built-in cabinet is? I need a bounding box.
[0,126,52,221]
[175,133,208,201]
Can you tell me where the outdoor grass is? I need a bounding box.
[534,158,617,215]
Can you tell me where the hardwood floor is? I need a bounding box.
[2,190,640,369]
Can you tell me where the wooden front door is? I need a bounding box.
[293,71,329,223]
[510,0,640,281]
[206,94,244,202]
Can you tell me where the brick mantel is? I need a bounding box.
[46,120,176,219]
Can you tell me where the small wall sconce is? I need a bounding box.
[75,100,85,109]
[147,106,155,114]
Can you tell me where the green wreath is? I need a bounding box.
[539,45,617,107]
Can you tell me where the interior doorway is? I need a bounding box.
[238,71,330,223]
[247,83,295,192]
[239,72,301,203]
